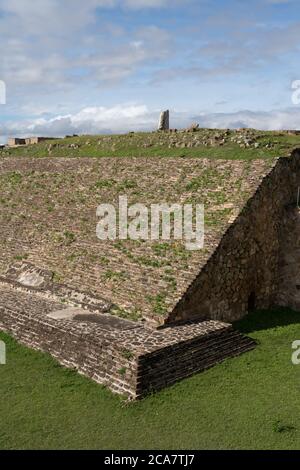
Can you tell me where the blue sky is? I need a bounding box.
[1,0,300,141]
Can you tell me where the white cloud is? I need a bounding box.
[2,104,300,144]
[151,20,300,84]
[0,0,173,94]
[0,104,159,141]
[0,0,299,140]
[193,108,300,130]
[81,26,171,85]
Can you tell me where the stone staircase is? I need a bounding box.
[136,324,256,397]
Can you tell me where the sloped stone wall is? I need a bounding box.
[167,151,300,323]
[276,206,300,311]
[0,156,275,326]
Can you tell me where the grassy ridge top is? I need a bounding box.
[2,128,300,160]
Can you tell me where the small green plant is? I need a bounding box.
[52,231,76,246]
[7,171,23,185]
[53,272,62,283]
[14,253,29,261]
[66,253,78,262]
[147,293,168,315]
[152,242,170,256]
[63,231,76,245]
[137,256,166,268]
[110,306,142,321]
[272,420,295,434]
[118,367,126,376]
[164,275,177,291]
[205,208,233,227]
[93,179,116,189]
[122,349,134,360]
[46,204,55,212]
[103,270,126,281]
[117,179,137,191]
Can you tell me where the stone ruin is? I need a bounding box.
[0,150,300,398]
[158,110,169,131]
[7,137,26,146]
[7,136,56,147]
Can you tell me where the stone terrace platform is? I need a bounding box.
[0,280,255,398]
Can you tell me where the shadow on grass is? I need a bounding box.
[234,307,300,334]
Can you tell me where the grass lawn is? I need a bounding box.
[1,308,300,449]
[3,129,300,160]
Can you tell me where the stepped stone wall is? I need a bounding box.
[0,282,255,398]
[169,150,300,323]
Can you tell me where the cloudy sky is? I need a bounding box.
[1,0,300,142]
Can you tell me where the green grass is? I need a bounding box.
[1,308,300,449]
[3,129,300,160]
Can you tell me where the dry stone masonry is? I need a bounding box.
[0,155,276,326]
[0,150,300,397]
[7,136,56,148]
[168,150,300,323]
[0,279,255,398]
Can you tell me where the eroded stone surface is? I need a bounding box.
[1,262,112,314]
[0,156,276,325]
[47,307,88,320]
[17,271,45,288]
[73,313,140,330]
[276,206,300,310]
[168,151,300,323]
[158,110,169,131]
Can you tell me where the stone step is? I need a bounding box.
[136,328,255,396]
[139,338,253,378]
[0,282,256,399]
